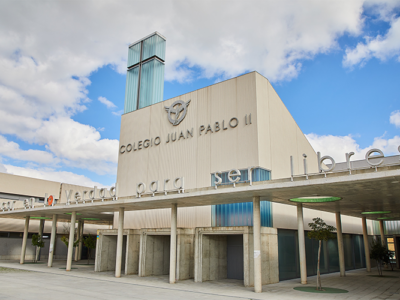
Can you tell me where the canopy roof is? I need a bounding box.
[1,158,399,223]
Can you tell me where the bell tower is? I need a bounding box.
[124,32,166,113]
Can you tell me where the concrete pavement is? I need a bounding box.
[0,260,399,299]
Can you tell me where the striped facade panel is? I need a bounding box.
[142,34,166,61]
[138,59,164,109]
[124,66,139,113]
[373,220,400,235]
[211,201,272,227]
[384,221,400,234]
[211,168,273,227]
[127,42,141,67]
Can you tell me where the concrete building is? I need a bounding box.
[0,172,112,261]
[1,32,400,293]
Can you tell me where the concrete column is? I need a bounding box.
[335,212,346,277]
[115,207,125,278]
[74,221,82,261]
[379,220,386,246]
[20,216,30,264]
[66,212,76,271]
[362,216,371,272]
[297,203,307,284]
[253,196,262,293]
[48,214,57,267]
[36,219,45,262]
[169,204,177,284]
[78,220,84,260]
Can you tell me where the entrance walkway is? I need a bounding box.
[0,260,399,299]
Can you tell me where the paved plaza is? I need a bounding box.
[0,260,399,300]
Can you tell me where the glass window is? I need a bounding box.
[343,234,354,270]
[353,235,364,269]
[124,66,139,113]
[327,237,340,272]
[305,236,317,276]
[142,34,166,61]
[124,33,166,114]
[387,238,396,259]
[211,168,272,227]
[278,229,299,281]
[127,42,141,67]
[138,59,165,109]
[388,243,395,251]
[278,231,366,281]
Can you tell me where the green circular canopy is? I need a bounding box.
[294,286,348,293]
[289,196,341,203]
[361,211,391,215]
[65,213,82,215]
[27,216,52,220]
[82,218,101,221]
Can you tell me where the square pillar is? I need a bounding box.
[48,214,57,267]
[379,220,386,246]
[362,216,371,272]
[169,204,177,284]
[253,196,262,293]
[36,219,45,262]
[20,216,30,264]
[66,212,76,271]
[335,212,345,277]
[115,207,125,277]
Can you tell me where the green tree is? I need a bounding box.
[370,240,394,275]
[83,234,96,264]
[61,235,80,248]
[308,218,336,291]
[31,234,45,263]
[61,223,80,249]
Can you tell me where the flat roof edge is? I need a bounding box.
[129,31,166,48]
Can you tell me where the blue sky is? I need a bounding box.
[0,1,399,187]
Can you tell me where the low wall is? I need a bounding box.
[138,228,195,280]
[0,234,94,262]
[194,226,279,287]
[95,229,133,272]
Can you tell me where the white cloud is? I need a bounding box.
[306,109,400,161]
[364,0,400,21]
[306,133,400,163]
[164,1,365,82]
[33,117,118,175]
[112,110,123,116]
[98,96,116,109]
[0,135,56,164]
[343,2,400,67]
[0,115,118,175]
[0,1,366,87]
[4,164,103,187]
[390,110,400,128]
[370,134,400,154]
[0,1,397,185]
[306,133,366,161]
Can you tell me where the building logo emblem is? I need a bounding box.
[48,195,54,206]
[164,100,191,126]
